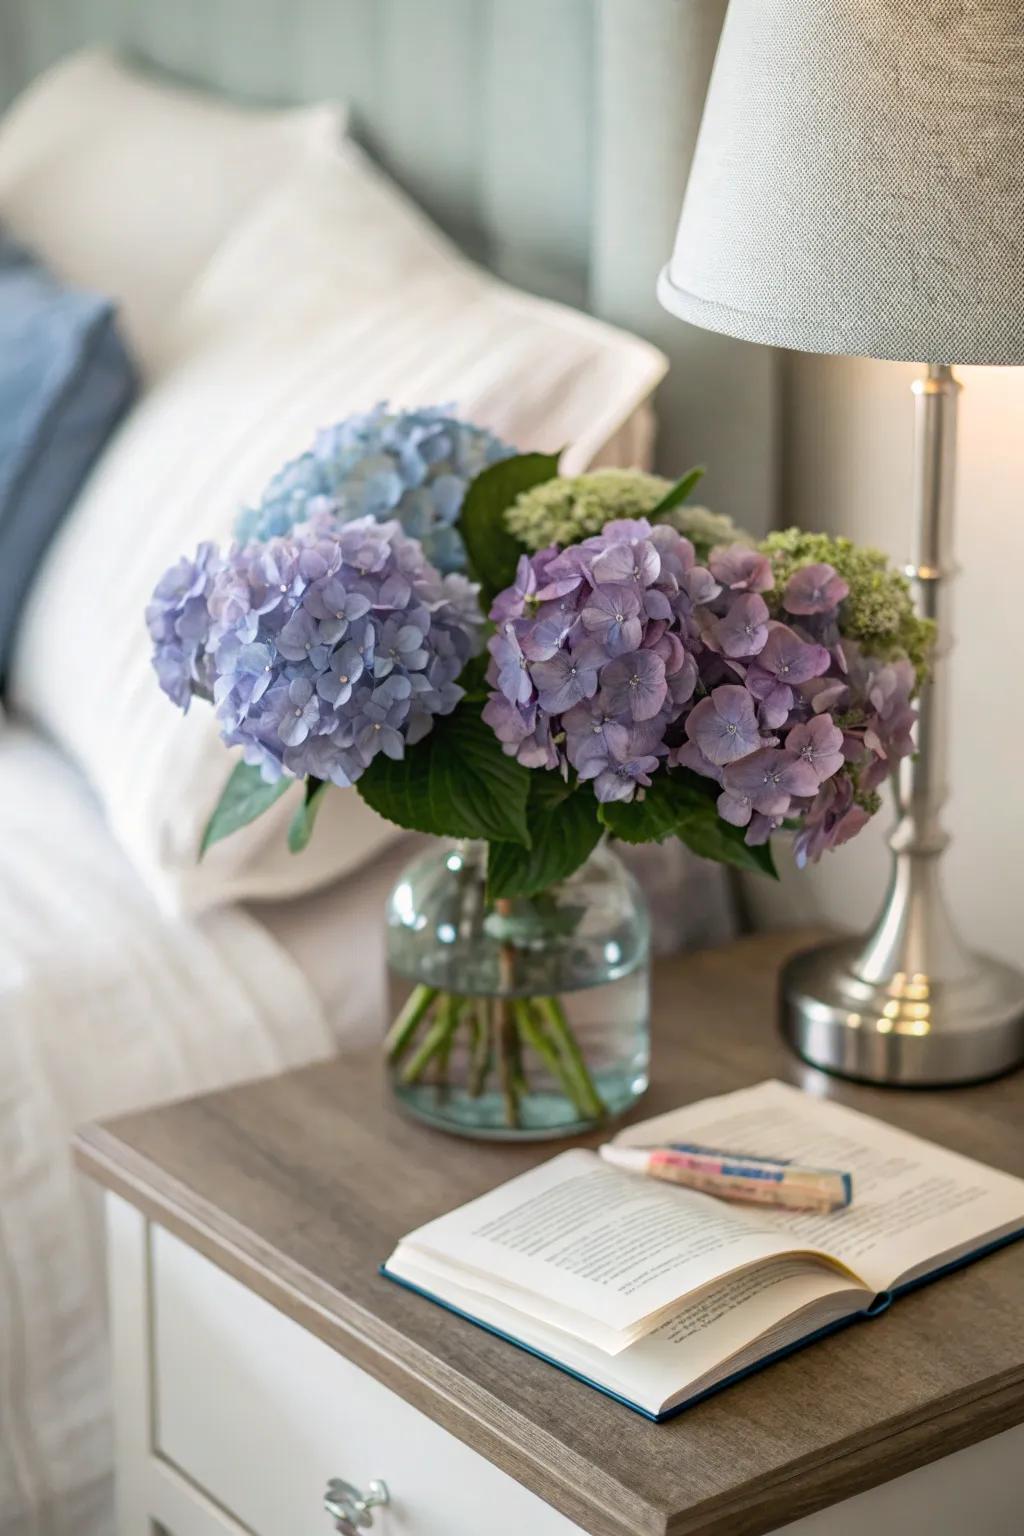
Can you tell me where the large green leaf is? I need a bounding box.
[200,761,292,856]
[600,769,778,878]
[597,772,709,844]
[487,775,602,899]
[649,465,706,518]
[457,451,560,603]
[356,700,532,846]
[288,777,329,854]
[673,802,779,878]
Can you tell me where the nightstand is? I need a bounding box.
[74,931,1024,1536]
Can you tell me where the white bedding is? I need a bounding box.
[0,726,334,1536]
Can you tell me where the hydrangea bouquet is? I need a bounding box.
[149,403,931,1132]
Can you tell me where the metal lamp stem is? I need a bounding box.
[781,366,1024,1085]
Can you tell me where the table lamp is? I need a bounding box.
[658,0,1024,1084]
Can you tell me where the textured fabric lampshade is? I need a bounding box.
[658,0,1024,366]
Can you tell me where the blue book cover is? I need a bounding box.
[383,1225,1024,1422]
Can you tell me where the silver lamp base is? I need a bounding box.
[781,364,1024,1087]
[782,937,1024,1087]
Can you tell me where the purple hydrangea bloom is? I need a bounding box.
[782,562,849,615]
[709,544,775,593]
[786,715,845,784]
[712,593,770,658]
[149,514,481,786]
[483,514,920,850]
[490,554,537,624]
[492,622,534,706]
[146,542,223,709]
[532,640,604,714]
[722,747,820,817]
[685,685,763,766]
[756,623,831,684]
[581,584,644,656]
[580,750,660,804]
[600,649,668,721]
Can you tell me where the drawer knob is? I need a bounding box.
[324,1477,389,1533]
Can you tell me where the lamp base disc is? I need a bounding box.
[781,937,1024,1086]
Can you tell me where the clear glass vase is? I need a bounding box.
[384,839,650,1139]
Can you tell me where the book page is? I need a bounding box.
[389,1250,870,1415]
[397,1147,852,1350]
[617,1081,1024,1294]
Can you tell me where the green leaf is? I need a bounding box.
[597,772,709,844]
[673,802,779,877]
[457,451,560,602]
[356,699,532,846]
[288,777,329,854]
[600,769,779,878]
[649,465,706,518]
[200,761,293,856]
[487,775,603,899]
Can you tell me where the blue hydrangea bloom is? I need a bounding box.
[148,513,482,787]
[234,403,513,573]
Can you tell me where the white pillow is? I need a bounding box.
[10,138,667,914]
[0,49,345,374]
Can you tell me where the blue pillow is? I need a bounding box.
[0,232,137,677]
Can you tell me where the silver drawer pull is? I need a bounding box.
[324,1477,389,1533]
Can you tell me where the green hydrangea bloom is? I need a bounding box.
[505,469,673,551]
[759,527,934,680]
[504,467,748,561]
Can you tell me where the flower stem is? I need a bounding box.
[468,1002,491,1096]
[433,994,462,1085]
[386,984,606,1129]
[513,1000,592,1121]
[401,998,460,1085]
[496,998,520,1128]
[534,994,607,1122]
[384,983,439,1062]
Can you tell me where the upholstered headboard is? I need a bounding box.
[0,0,778,533]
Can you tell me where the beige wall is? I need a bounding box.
[744,355,1023,968]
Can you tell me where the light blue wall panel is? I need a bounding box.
[479,0,594,308]
[591,0,778,527]
[370,0,488,264]
[0,0,779,533]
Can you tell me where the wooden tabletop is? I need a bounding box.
[74,929,1024,1536]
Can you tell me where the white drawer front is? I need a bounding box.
[151,1226,582,1536]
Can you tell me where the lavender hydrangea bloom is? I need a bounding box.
[483,518,703,802]
[786,715,845,784]
[712,592,770,658]
[146,542,223,709]
[783,562,849,615]
[709,544,774,593]
[685,686,763,766]
[484,512,921,852]
[148,513,481,787]
[580,751,660,804]
[600,649,667,721]
[234,404,513,572]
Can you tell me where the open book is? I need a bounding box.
[383,1081,1024,1420]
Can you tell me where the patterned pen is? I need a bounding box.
[599,1142,852,1213]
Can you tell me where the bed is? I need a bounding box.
[0,7,777,1536]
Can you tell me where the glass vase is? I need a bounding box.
[384,839,650,1140]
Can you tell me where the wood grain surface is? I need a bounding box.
[74,929,1024,1536]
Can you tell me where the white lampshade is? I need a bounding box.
[658,0,1024,365]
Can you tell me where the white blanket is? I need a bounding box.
[0,726,334,1536]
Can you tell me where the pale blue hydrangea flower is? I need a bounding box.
[234,404,513,572]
